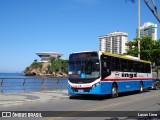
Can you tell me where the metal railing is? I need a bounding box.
[0,78,68,93]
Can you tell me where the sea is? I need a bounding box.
[0,73,68,93]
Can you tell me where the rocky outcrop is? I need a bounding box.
[23,61,67,77]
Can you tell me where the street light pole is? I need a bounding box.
[138,0,141,59]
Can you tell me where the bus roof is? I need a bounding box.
[71,51,97,54]
[102,51,151,64]
[69,51,151,64]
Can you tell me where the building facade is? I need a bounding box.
[99,32,128,54]
[36,52,63,62]
[136,22,157,40]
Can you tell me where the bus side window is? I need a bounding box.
[139,62,144,73]
[115,57,120,71]
[145,63,151,73]
[101,56,111,78]
[133,61,139,72]
[128,60,133,72]
[121,59,128,72]
[112,57,115,71]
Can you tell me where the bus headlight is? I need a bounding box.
[95,82,100,86]
[92,85,96,88]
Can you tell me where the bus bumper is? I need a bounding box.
[68,83,112,96]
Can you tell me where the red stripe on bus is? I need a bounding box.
[101,78,152,82]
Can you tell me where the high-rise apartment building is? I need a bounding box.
[99,32,128,54]
[136,22,157,40]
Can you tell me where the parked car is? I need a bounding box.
[151,78,160,90]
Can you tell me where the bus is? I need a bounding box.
[68,51,152,97]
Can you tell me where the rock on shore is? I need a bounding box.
[23,61,67,77]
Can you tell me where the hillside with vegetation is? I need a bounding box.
[23,59,68,77]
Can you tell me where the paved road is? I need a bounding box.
[0,90,68,106]
[0,90,160,120]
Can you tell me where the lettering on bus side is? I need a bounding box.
[121,73,137,78]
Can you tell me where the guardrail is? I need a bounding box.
[0,78,68,93]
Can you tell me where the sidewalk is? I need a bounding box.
[0,90,69,106]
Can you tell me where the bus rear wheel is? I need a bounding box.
[111,84,118,98]
[139,82,143,93]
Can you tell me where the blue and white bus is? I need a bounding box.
[68,51,152,97]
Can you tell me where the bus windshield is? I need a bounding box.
[68,52,100,79]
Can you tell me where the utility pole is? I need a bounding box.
[138,0,141,59]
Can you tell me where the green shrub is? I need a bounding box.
[31,62,43,69]
[47,59,68,74]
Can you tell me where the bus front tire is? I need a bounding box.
[111,84,118,98]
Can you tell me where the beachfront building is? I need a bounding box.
[36,52,63,62]
[99,31,128,54]
[136,22,158,40]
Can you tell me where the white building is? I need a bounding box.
[36,52,63,62]
[136,22,157,40]
[99,32,128,54]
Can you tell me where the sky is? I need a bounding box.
[0,0,160,73]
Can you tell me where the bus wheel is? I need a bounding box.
[139,82,143,93]
[111,84,118,98]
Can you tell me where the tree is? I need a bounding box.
[139,37,154,61]
[30,62,43,69]
[152,40,160,65]
[151,40,160,78]
[125,37,154,60]
[34,59,38,63]
[124,40,138,56]
[47,59,68,74]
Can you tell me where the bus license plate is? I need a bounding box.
[78,89,84,92]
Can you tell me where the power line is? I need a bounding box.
[144,0,160,22]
